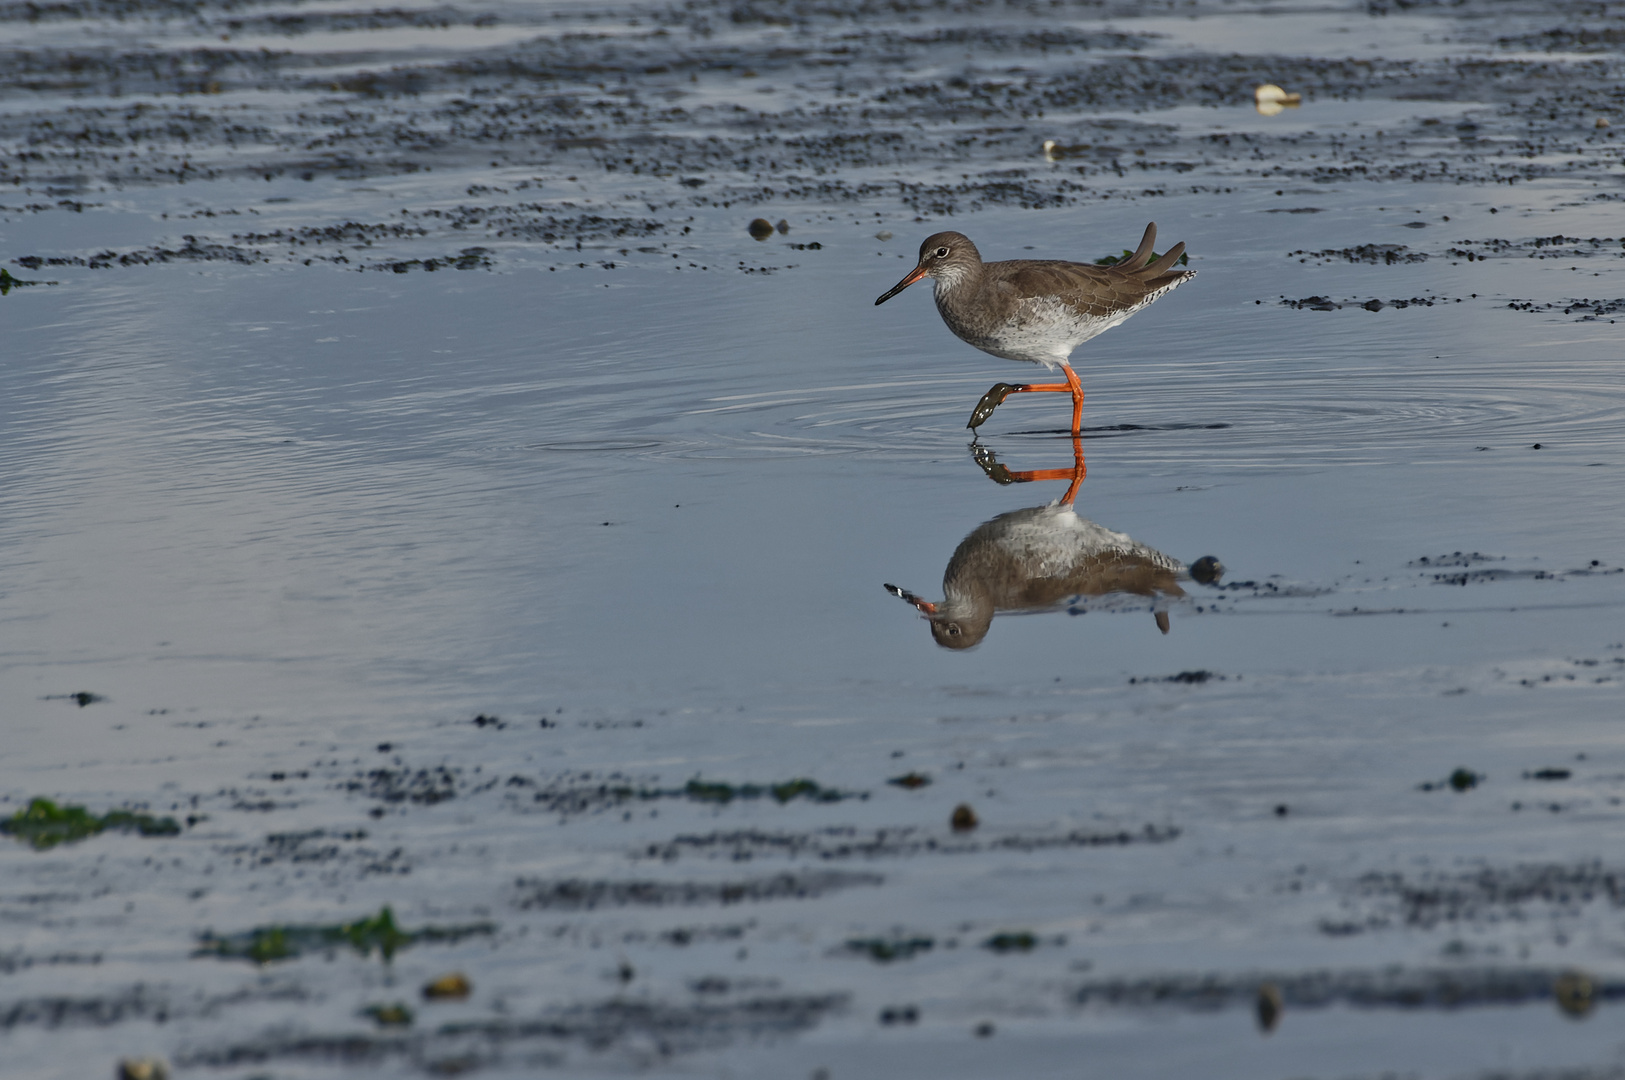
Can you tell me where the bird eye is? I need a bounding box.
[945,623,961,636]
[934,246,950,258]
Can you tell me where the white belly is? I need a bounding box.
[947,294,1136,368]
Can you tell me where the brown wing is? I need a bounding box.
[986,222,1192,319]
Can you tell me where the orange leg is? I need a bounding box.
[966,363,1086,434]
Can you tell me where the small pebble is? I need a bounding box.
[775,219,790,234]
[422,972,472,1000]
[747,218,774,240]
[1598,117,1611,128]
[875,230,893,241]
[118,1060,168,1080]
[1555,969,1594,1018]
[974,1021,995,1037]
[950,803,979,831]
[1256,983,1283,1033]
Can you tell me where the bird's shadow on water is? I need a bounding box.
[1001,422,1232,438]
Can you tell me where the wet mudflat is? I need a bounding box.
[3,0,1625,1076]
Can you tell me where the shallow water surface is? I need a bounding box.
[3,0,1625,1077]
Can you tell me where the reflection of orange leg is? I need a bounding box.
[975,435,1087,503]
[967,364,1086,432]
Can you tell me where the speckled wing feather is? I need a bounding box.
[988,258,1189,320]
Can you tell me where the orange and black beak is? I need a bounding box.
[875,262,929,305]
[883,583,937,615]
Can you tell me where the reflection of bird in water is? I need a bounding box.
[885,439,1220,648]
[873,222,1193,435]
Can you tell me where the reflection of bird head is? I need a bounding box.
[886,583,991,650]
[928,610,990,650]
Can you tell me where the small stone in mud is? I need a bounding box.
[878,1004,918,1025]
[1554,969,1594,1018]
[1274,804,1289,817]
[1526,767,1571,780]
[876,231,893,241]
[748,219,774,240]
[1256,982,1283,1033]
[950,803,979,831]
[423,972,472,1000]
[117,1060,168,1080]
[1449,768,1481,792]
[775,219,790,234]
[974,1021,995,1037]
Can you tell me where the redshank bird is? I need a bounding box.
[874,222,1193,433]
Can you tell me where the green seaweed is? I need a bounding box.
[846,936,935,962]
[983,931,1038,953]
[0,268,41,295]
[1,797,181,850]
[198,905,493,965]
[362,1002,415,1027]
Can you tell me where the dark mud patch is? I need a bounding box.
[1514,652,1618,685]
[1073,966,1623,1013]
[174,993,847,1071]
[1322,861,1625,935]
[0,950,103,976]
[638,823,1179,862]
[1277,294,1457,310]
[5,0,1625,269]
[1419,557,1621,585]
[14,237,264,269]
[1128,670,1226,685]
[513,870,883,911]
[1411,552,1504,568]
[1208,578,1331,598]
[1506,297,1625,319]
[344,765,469,807]
[216,827,411,879]
[39,691,106,706]
[0,980,308,1031]
[1449,235,1625,262]
[1288,244,1431,265]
